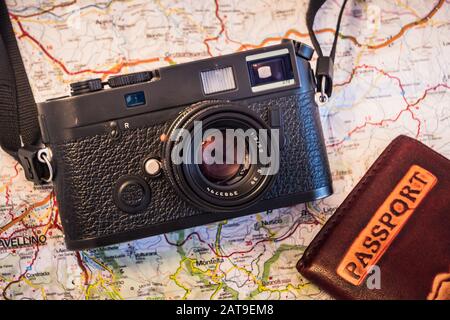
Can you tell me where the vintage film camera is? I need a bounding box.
[37,39,332,249]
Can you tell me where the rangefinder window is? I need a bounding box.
[200,66,236,95]
[246,49,294,92]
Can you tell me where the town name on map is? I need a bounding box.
[0,235,47,249]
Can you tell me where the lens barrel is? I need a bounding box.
[163,101,277,212]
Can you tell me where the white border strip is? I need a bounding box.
[251,79,295,92]
[245,48,290,62]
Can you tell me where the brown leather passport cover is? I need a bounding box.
[297,135,450,300]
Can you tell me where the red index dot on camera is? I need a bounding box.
[160,134,168,142]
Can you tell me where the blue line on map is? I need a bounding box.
[8,1,115,20]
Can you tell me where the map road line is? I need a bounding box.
[0,193,53,234]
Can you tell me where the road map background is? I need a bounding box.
[0,0,449,299]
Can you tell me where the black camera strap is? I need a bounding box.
[0,0,40,156]
[0,0,51,183]
[307,0,348,101]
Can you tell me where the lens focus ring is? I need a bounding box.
[163,101,276,212]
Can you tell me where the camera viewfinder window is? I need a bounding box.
[246,48,295,93]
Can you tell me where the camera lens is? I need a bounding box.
[199,134,241,183]
[163,101,277,212]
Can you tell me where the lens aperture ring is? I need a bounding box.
[163,101,276,212]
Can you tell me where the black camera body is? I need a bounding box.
[37,39,332,250]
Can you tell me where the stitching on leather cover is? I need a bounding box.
[297,135,408,271]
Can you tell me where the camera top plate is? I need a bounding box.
[37,40,315,144]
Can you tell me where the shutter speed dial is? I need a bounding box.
[108,71,155,88]
[69,71,157,96]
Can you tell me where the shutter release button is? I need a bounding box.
[113,175,151,213]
